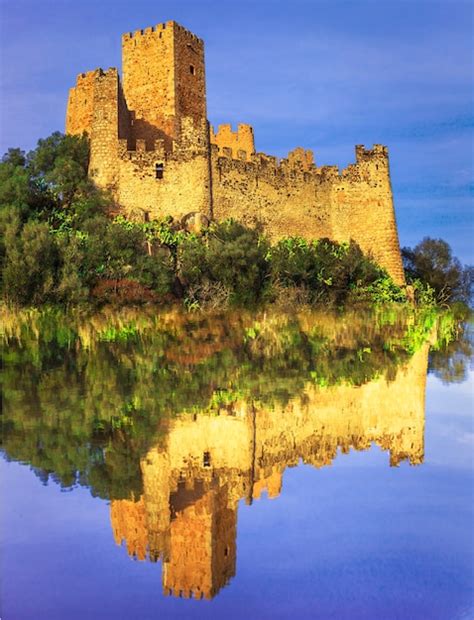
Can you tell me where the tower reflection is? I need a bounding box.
[111,343,429,600]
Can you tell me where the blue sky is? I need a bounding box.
[0,0,472,262]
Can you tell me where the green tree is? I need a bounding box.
[2,218,58,305]
[402,237,473,305]
[27,131,91,207]
[269,237,396,306]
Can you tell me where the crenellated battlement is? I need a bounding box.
[122,20,203,45]
[212,144,388,186]
[118,137,166,158]
[210,123,255,160]
[287,146,315,171]
[70,67,119,93]
[355,143,389,162]
[163,586,210,600]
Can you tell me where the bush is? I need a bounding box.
[269,237,395,306]
[179,220,270,305]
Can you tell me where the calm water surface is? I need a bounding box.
[1,308,473,619]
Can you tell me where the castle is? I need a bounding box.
[110,341,428,600]
[66,20,405,284]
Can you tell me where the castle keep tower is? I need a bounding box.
[122,22,207,148]
[66,20,405,284]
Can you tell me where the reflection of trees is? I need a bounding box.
[1,307,458,500]
[429,325,473,384]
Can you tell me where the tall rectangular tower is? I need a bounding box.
[121,21,207,148]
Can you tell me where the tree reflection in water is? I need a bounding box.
[1,306,468,599]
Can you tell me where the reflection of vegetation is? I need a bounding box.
[429,321,472,384]
[0,307,463,500]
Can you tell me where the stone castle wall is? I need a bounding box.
[65,20,405,284]
[115,117,212,221]
[211,144,404,283]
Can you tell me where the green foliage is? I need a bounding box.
[27,131,91,208]
[179,220,270,305]
[0,133,175,305]
[269,236,403,306]
[2,218,58,305]
[428,316,472,384]
[352,275,406,305]
[402,237,473,306]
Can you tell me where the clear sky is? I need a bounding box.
[0,0,472,262]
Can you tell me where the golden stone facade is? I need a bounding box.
[110,343,428,600]
[66,20,405,284]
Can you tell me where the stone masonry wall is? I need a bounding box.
[173,23,207,125]
[88,69,122,189]
[163,485,236,599]
[65,70,97,136]
[116,117,212,220]
[211,144,405,283]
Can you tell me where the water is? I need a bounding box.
[1,308,473,619]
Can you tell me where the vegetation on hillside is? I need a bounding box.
[0,132,470,310]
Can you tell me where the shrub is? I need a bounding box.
[269,237,390,306]
[179,220,270,305]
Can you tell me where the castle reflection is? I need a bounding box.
[110,343,429,600]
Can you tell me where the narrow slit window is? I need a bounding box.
[203,451,211,467]
[190,64,195,75]
[155,163,164,179]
